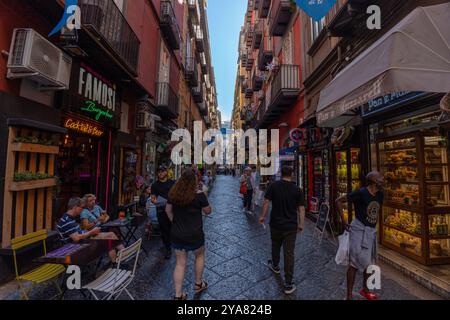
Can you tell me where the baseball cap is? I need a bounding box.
[157,165,168,172]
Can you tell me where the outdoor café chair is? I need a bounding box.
[11,229,66,300]
[82,238,142,300]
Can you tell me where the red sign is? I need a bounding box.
[290,128,307,145]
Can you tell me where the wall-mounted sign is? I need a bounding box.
[308,127,332,148]
[64,118,105,137]
[68,62,119,123]
[290,128,308,146]
[80,100,114,121]
[362,92,426,117]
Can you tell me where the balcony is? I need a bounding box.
[246,56,255,71]
[258,0,271,19]
[252,20,263,49]
[271,64,300,106]
[198,102,208,116]
[241,53,248,68]
[257,65,300,128]
[79,0,140,76]
[204,115,211,128]
[269,0,294,36]
[160,0,182,50]
[245,88,254,98]
[192,84,204,103]
[241,78,248,94]
[188,0,200,25]
[156,82,179,119]
[194,25,204,52]
[258,38,273,71]
[184,57,198,88]
[252,70,264,91]
[246,26,254,47]
[200,53,208,74]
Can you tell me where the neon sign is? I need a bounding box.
[64,118,104,137]
[80,101,113,121]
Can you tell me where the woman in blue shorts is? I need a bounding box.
[166,169,212,300]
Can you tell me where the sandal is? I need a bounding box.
[174,293,187,300]
[194,281,208,294]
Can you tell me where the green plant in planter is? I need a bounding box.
[13,171,54,182]
[13,136,60,146]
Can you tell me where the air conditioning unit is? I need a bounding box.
[136,111,156,131]
[7,28,72,90]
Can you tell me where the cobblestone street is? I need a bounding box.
[16,175,441,300]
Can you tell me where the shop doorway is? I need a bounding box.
[56,132,103,217]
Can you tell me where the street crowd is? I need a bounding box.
[56,163,384,300]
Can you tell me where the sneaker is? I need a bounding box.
[267,260,281,274]
[359,289,378,300]
[284,283,297,295]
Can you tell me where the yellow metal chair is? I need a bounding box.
[11,230,66,300]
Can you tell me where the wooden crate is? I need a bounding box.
[2,127,59,248]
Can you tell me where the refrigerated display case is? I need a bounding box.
[335,148,362,224]
[378,133,450,264]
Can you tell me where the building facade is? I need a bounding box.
[0,0,218,283]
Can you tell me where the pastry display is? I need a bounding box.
[385,184,419,205]
[379,135,450,262]
[384,209,421,235]
[383,227,422,256]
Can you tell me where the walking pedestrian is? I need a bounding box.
[151,165,175,259]
[336,171,384,300]
[259,165,305,295]
[251,166,261,210]
[240,167,254,214]
[165,169,212,300]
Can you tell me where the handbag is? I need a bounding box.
[240,182,247,195]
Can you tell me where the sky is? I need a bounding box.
[207,0,247,123]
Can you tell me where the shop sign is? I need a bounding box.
[290,128,308,146]
[363,92,425,117]
[308,127,332,148]
[80,101,113,121]
[64,118,105,137]
[72,62,118,122]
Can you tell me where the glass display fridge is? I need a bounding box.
[335,148,362,224]
[378,134,450,265]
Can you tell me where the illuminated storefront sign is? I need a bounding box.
[64,118,105,137]
[80,101,113,120]
[71,62,118,122]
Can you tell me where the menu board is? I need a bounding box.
[316,203,330,232]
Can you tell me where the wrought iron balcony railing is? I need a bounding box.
[80,0,140,75]
[258,0,271,19]
[160,0,182,50]
[184,56,199,88]
[269,64,300,108]
[258,37,273,71]
[268,0,295,36]
[156,82,179,119]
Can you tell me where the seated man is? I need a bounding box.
[80,194,110,230]
[57,197,124,263]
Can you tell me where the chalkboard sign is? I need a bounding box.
[316,203,330,232]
